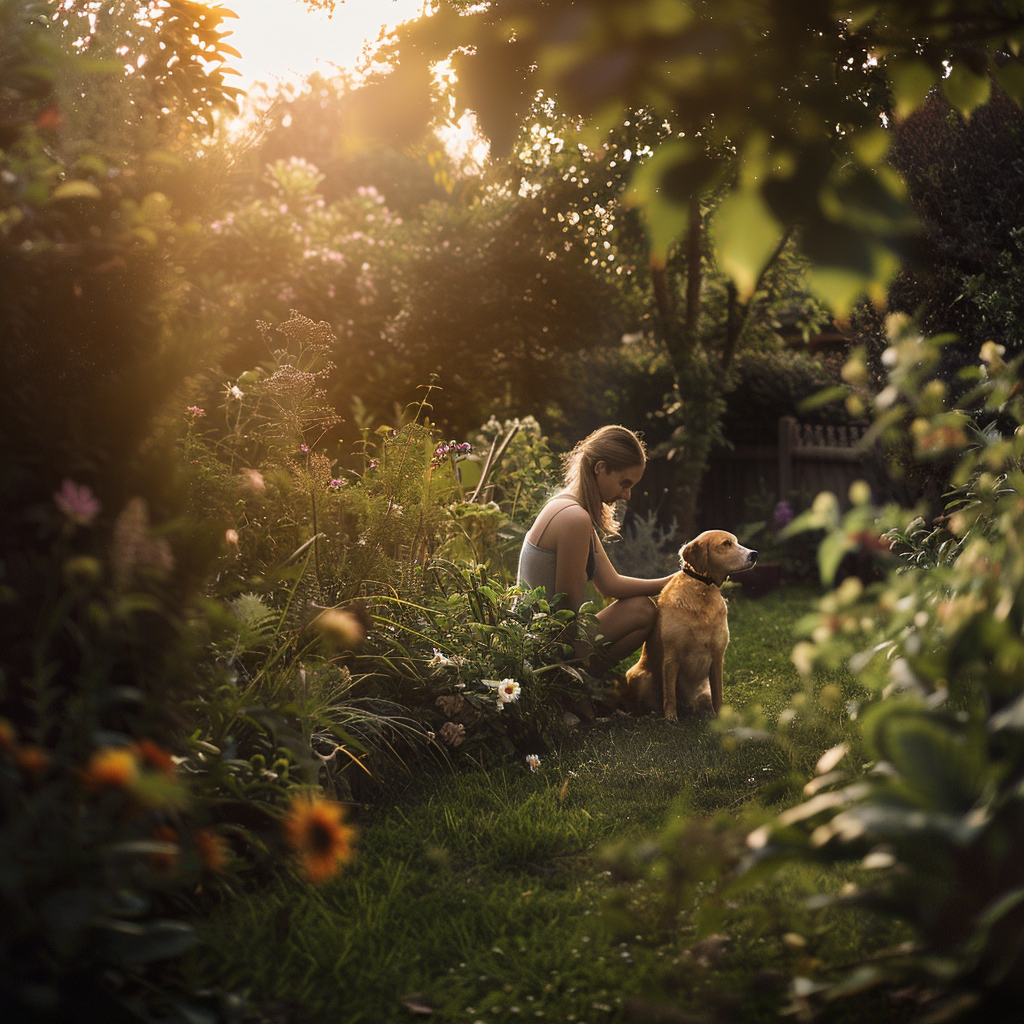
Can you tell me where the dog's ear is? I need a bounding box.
[682,536,708,574]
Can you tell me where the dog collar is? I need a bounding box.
[683,564,720,588]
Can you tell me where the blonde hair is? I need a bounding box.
[562,425,646,536]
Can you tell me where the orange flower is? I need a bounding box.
[283,794,356,884]
[82,747,138,789]
[16,745,49,775]
[150,824,180,874]
[194,828,229,873]
[0,718,15,753]
[134,739,176,776]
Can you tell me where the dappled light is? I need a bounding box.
[6,1,1024,1021]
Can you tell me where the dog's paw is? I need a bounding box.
[693,697,715,718]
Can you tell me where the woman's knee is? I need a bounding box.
[625,595,658,631]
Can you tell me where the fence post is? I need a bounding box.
[778,416,796,503]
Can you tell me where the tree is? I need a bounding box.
[364,0,1024,316]
[887,87,1024,367]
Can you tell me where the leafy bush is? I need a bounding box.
[742,324,1024,1020]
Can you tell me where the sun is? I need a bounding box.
[223,0,429,91]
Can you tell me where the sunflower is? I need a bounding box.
[283,794,356,884]
[82,746,137,789]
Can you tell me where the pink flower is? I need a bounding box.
[187,406,206,417]
[300,443,309,454]
[54,479,101,526]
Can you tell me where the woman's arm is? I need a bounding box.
[590,539,676,599]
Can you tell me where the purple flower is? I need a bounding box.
[367,459,378,471]
[329,478,347,490]
[186,406,205,417]
[54,479,101,526]
[300,443,309,454]
[772,501,794,530]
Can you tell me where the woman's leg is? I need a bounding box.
[587,596,657,674]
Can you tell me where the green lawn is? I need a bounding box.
[184,586,909,1024]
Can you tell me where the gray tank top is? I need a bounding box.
[517,502,596,602]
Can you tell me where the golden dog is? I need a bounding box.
[625,530,757,719]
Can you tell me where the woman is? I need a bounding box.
[517,425,676,674]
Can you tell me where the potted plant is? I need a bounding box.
[734,500,795,597]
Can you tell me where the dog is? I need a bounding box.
[624,530,757,719]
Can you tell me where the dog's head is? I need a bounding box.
[680,530,757,585]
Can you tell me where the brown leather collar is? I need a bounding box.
[683,564,720,588]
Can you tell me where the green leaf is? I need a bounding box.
[994,59,1024,107]
[818,532,855,586]
[889,59,937,119]
[51,180,102,201]
[624,139,708,262]
[942,61,992,119]
[712,186,784,299]
[872,712,988,814]
[105,919,197,965]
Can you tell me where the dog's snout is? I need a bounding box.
[748,548,758,564]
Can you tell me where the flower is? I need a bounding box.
[82,747,138,789]
[194,828,229,873]
[187,406,206,417]
[300,443,309,453]
[329,478,347,490]
[439,721,466,747]
[525,754,541,772]
[283,794,356,883]
[0,718,15,752]
[225,528,240,548]
[229,385,244,400]
[54,479,101,526]
[366,459,378,471]
[312,608,366,649]
[428,648,454,669]
[772,501,794,530]
[239,468,266,494]
[134,738,176,776]
[150,825,180,874]
[16,746,49,775]
[488,678,521,703]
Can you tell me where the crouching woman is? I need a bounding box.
[517,425,675,676]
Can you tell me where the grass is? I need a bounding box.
[184,586,909,1024]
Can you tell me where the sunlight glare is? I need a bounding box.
[224,0,429,90]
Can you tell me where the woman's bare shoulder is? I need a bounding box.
[544,500,592,534]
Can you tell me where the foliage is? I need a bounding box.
[732,323,1024,1020]
[721,347,850,445]
[194,129,631,438]
[184,589,907,1024]
[377,0,1024,313]
[887,88,1024,369]
[0,13,353,1020]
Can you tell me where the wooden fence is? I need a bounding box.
[694,417,885,533]
[627,417,897,538]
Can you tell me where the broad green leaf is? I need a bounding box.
[644,0,693,33]
[805,262,874,317]
[711,186,783,299]
[994,59,1024,107]
[889,59,937,119]
[106,919,197,964]
[625,139,719,261]
[873,713,988,814]
[849,126,890,168]
[818,531,855,586]
[51,180,102,201]
[942,61,992,118]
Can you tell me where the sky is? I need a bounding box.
[223,0,428,91]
